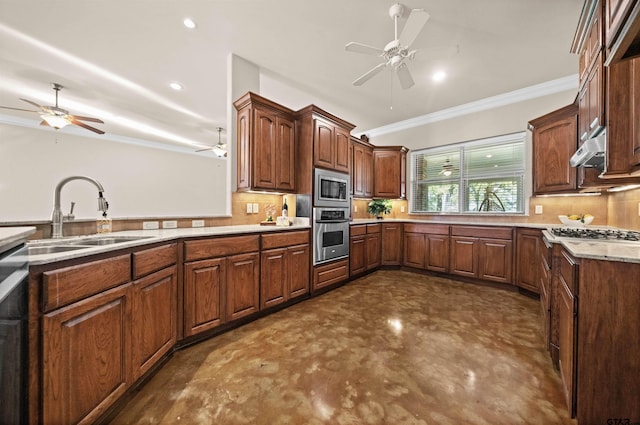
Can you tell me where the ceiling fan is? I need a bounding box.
[0,83,105,134]
[196,127,227,157]
[345,3,430,89]
[439,158,456,176]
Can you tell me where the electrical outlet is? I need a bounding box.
[354,205,358,213]
[191,219,205,228]
[246,203,253,214]
[253,203,259,214]
[535,205,543,214]
[401,205,405,213]
[142,221,159,230]
[162,220,177,229]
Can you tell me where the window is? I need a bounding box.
[410,132,526,214]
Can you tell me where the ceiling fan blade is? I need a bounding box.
[39,120,50,127]
[398,9,430,48]
[19,98,43,109]
[0,106,39,113]
[70,114,104,124]
[70,118,105,134]
[195,147,212,152]
[396,63,415,89]
[345,42,384,56]
[353,63,387,86]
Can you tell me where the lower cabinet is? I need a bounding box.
[226,252,260,322]
[402,223,450,272]
[380,223,402,265]
[313,258,349,292]
[349,224,380,276]
[514,228,542,293]
[450,226,513,284]
[538,237,553,352]
[557,248,577,416]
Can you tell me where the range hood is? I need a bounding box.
[570,132,605,170]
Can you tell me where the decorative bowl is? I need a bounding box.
[558,215,594,226]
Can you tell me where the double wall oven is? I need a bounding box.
[313,168,350,265]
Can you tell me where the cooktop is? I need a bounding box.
[550,227,640,242]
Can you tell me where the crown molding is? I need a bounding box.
[359,74,578,138]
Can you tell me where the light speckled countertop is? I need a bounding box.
[542,229,640,264]
[0,227,36,253]
[350,218,552,229]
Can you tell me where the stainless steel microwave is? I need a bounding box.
[314,168,350,208]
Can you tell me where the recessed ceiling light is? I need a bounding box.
[432,70,447,83]
[486,154,493,158]
[169,82,184,91]
[183,18,196,29]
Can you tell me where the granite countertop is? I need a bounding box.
[25,223,311,266]
[350,218,553,229]
[0,227,36,254]
[542,229,640,264]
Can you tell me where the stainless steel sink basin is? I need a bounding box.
[68,236,153,246]
[28,245,90,255]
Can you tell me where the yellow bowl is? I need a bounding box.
[558,215,594,226]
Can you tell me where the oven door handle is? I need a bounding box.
[315,219,349,224]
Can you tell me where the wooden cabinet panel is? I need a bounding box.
[529,105,579,194]
[381,223,402,265]
[450,237,479,278]
[313,258,349,291]
[313,118,335,170]
[479,239,513,283]
[236,106,251,190]
[226,252,260,321]
[335,127,351,173]
[261,230,309,250]
[514,228,541,293]
[451,225,512,239]
[403,233,425,269]
[131,266,177,380]
[261,248,287,309]
[43,284,132,425]
[373,147,408,199]
[426,234,449,273]
[275,116,296,191]
[184,235,259,262]
[43,255,131,311]
[352,140,374,198]
[605,0,635,47]
[558,274,577,416]
[254,108,277,189]
[349,236,366,275]
[288,244,310,298]
[183,258,225,336]
[132,243,177,279]
[365,232,380,270]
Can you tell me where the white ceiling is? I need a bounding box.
[0,0,583,150]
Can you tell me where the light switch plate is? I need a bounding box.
[246,203,253,214]
[401,205,405,213]
[191,219,205,227]
[142,221,159,230]
[252,203,259,214]
[535,205,543,214]
[162,220,178,229]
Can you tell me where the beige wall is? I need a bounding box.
[608,187,640,230]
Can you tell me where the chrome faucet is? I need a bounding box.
[51,176,109,238]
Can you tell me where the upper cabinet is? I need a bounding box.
[373,146,408,199]
[604,0,640,63]
[529,104,579,194]
[234,92,297,193]
[351,136,374,198]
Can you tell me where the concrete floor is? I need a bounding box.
[110,270,576,425]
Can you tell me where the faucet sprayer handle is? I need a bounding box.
[98,193,109,215]
[69,201,75,215]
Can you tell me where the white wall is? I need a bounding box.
[0,123,227,222]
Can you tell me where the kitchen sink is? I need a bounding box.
[27,235,154,255]
[68,236,154,246]
[27,245,90,255]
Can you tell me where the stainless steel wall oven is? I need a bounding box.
[313,207,349,264]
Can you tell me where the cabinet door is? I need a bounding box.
[43,284,131,425]
[515,229,540,293]
[275,116,296,191]
[479,239,513,283]
[403,233,425,269]
[352,144,365,197]
[450,237,479,278]
[236,106,251,191]
[183,258,226,337]
[350,236,366,275]
[288,244,310,298]
[226,252,260,321]
[558,277,577,416]
[381,224,402,265]
[373,150,402,198]
[334,127,351,173]
[426,234,449,273]
[364,147,374,197]
[633,59,640,167]
[253,108,277,190]
[533,115,578,194]
[366,232,381,270]
[605,0,634,47]
[261,248,287,309]
[313,118,335,169]
[131,266,177,380]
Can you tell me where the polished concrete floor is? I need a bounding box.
[110,270,576,425]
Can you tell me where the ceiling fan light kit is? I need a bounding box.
[345,3,430,89]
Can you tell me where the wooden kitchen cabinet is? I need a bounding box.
[373,146,408,199]
[183,235,260,336]
[260,230,310,309]
[381,222,402,266]
[313,116,351,173]
[349,224,380,276]
[450,226,513,284]
[538,236,553,352]
[529,104,579,194]
[557,249,577,416]
[234,92,296,193]
[351,136,374,198]
[402,223,450,273]
[604,0,636,49]
[43,283,132,425]
[514,228,542,293]
[365,224,381,270]
[313,258,349,292]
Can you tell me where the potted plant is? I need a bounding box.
[368,199,392,219]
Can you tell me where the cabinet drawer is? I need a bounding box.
[184,235,260,261]
[43,254,131,311]
[366,224,381,234]
[261,230,309,250]
[350,225,367,236]
[132,243,177,279]
[559,249,577,296]
[451,225,512,240]
[313,259,349,290]
[403,223,449,235]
